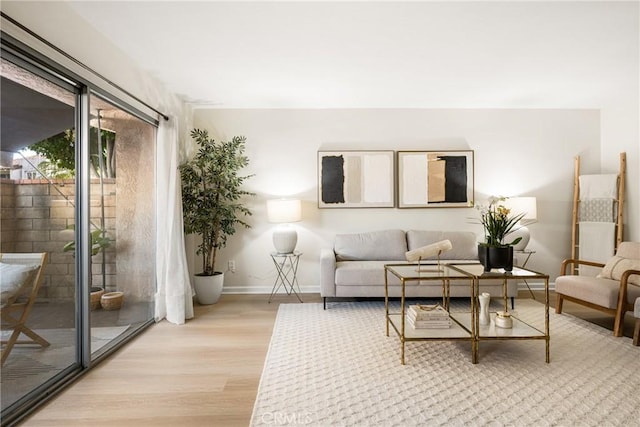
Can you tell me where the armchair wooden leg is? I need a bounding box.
[633,318,640,346]
[613,310,626,337]
[555,295,564,314]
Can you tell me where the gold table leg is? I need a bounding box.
[385,269,390,337]
[545,277,550,363]
[401,278,406,365]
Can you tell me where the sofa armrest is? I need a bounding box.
[320,249,337,297]
[560,258,605,276]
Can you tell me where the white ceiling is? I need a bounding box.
[66,1,637,109]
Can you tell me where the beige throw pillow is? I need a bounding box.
[597,256,640,285]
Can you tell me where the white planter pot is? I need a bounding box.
[194,272,224,305]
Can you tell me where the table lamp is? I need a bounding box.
[267,199,302,254]
[504,197,537,251]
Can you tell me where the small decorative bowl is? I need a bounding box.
[495,311,513,329]
[101,291,124,311]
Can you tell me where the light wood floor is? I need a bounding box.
[21,291,637,426]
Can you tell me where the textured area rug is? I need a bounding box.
[251,300,640,426]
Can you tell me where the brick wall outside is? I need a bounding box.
[0,178,116,301]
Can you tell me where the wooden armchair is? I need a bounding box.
[1,252,50,365]
[555,242,640,337]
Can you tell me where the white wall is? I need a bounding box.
[600,108,639,245]
[193,108,603,292]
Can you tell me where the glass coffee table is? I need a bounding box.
[384,263,550,365]
[384,263,476,365]
[449,264,550,363]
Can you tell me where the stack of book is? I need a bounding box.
[406,304,451,329]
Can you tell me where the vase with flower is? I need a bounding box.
[476,196,526,272]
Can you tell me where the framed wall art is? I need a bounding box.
[318,150,395,208]
[397,150,474,208]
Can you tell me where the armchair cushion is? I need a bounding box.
[555,275,639,309]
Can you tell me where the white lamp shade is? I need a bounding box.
[504,197,537,225]
[267,199,302,223]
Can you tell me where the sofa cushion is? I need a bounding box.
[406,230,478,260]
[335,261,402,286]
[334,229,407,261]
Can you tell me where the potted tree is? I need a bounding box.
[180,128,254,304]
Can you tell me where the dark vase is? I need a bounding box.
[477,244,514,272]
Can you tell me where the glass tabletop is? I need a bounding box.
[384,263,472,280]
[449,263,548,279]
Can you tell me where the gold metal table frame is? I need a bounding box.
[450,264,550,364]
[384,263,476,365]
[384,263,550,365]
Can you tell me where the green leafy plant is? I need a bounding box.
[180,129,255,276]
[36,160,75,180]
[29,127,116,178]
[476,196,525,247]
[63,226,112,256]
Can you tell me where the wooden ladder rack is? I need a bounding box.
[571,152,626,274]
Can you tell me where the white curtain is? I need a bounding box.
[155,116,194,324]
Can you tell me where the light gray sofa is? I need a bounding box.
[320,229,518,309]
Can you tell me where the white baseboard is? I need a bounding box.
[222,285,321,294]
[518,281,556,291]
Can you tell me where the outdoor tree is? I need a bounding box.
[29,127,116,178]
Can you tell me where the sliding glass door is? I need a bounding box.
[87,94,156,360]
[1,56,80,413]
[1,41,156,423]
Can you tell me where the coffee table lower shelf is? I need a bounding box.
[455,312,550,363]
[387,313,475,364]
[457,313,546,339]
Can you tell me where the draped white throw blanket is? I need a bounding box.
[155,117,194,324]
[578,222,616,276]
[577,174,618,275]
[578,174,618,199]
